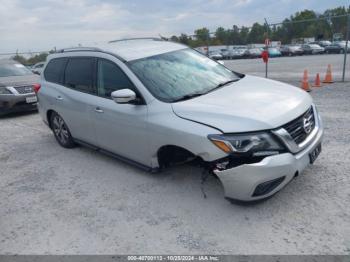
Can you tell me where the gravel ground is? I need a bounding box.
[0,80,350,254]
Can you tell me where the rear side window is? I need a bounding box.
[64,58,94,94]
[44,58,67,84]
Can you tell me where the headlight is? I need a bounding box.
[0,86,11,95]
[208,132,285,156]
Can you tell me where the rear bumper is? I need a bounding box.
[0,93,37,115]
[214,116,324,202]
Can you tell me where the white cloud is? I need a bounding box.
[0,0,347,53]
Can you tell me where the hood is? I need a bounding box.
[172,75,312,133]
[0,74,40,87]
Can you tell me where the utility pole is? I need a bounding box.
[342,14,350,82]
[206,32,210,57]
[264,18,270,78]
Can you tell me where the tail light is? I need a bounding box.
[33,83,41,94]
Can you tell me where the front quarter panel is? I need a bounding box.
[147,100,228,168]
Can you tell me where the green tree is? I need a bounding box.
[178,34,191,45]
[194,27,210,43]
[12,54,27,65]
[12,52,51,66]
[215,27,226,45]
[175,5,349,46]
[247,23,266,43]
[239,26,249,44]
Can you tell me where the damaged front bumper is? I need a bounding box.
[214,115,324,202]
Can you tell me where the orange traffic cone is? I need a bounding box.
[323,64,334,83]
[312,73,321,87]
[301,69,311,92]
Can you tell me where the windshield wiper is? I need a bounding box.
[172,79,239,102]
[172,92,205,102]
[208,79,239,93]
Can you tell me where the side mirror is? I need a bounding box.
[111,89,137,104]
[218,60,225,65]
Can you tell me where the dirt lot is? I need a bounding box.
[0,79,350,254]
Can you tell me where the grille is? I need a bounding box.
[282,107,315,144]
[14,85,34,94]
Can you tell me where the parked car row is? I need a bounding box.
[206,40,349,60]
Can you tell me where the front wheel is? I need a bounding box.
[50,112,76,148]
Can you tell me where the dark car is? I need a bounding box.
[301,44,325,55]
[280,45,304,56]
[0,59,40,116]
[334,41,350,53]
[310,40,332,48]
[325,43,346,54]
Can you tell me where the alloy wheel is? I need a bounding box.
[52,115,69,144]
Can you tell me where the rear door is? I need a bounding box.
[91,58,150,166]
[53,57,97,144]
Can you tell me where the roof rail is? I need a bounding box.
[57,47,103,53]
[108,37,164,43]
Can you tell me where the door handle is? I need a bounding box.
[56,96,63,101]
[95,107,104,113]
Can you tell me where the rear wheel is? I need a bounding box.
[50,112,75,148]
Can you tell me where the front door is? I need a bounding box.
[91,58,150,167]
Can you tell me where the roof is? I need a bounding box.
[0,59,17,65]
[99,39,187,61]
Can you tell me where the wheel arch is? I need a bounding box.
[46,109,56,129]
[157,144,203,168]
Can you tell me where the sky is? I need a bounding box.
[0,0,349,53]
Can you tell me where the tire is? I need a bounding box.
[50,112,76,148]
[340,49,344,54]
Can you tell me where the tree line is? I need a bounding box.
[169,6,350,47]
[13,5,349,65]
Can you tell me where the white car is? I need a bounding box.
[36,38,323,202]
[208,51,223,60]
[31,62,45,75]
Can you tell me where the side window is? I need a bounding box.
[64,58,94,94]
[44,58,67,84]
[97,59,134,98]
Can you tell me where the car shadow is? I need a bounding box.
[0,110,38,119]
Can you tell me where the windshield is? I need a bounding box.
[0,63,33,77]
[128,48,240,102]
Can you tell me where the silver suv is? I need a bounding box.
[37,39,323,202]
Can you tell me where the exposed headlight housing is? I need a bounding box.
[0,86,11,95]
[208,132,285,156]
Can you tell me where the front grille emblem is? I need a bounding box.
[303,116,313,134]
